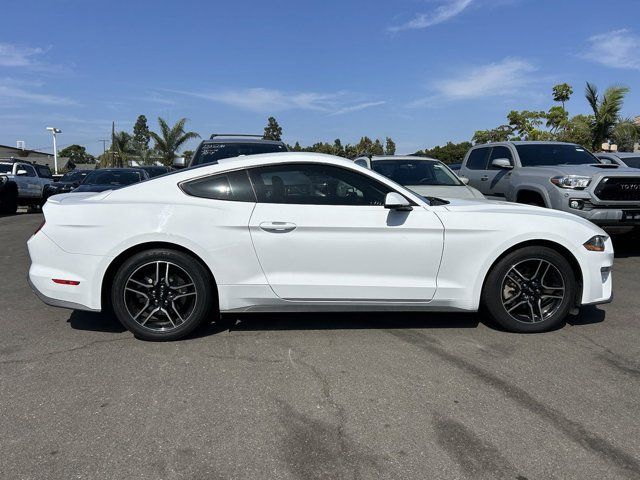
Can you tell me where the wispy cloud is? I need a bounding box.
[0,42,67,73]
[0,78,76,106]
[582,29,640,70]
[166,87,384,115]
[409,57,536,107]
[388,0,473,32]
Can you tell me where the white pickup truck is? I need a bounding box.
[0,160,53,212]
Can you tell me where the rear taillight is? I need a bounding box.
[34,220,46,236]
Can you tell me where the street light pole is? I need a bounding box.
[46,127,62,174]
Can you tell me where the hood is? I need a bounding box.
[522,164,637,176]
[438,197,603,231]
[406,184,482,200]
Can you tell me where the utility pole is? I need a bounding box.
[99,139,108,154]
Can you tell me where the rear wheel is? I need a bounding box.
[482,246,575,333]
[111,249,214,341]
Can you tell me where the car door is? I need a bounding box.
[22,164,41,198]
[460,147,491,191]
[481,146,514,198]
[247,163,444,301]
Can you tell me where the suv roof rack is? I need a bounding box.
[209,133,265,140]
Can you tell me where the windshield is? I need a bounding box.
[0,164,12,174]
[143,166,171,177]
[82,170,142,186]
[371,160,461,186]
[192,142,287,166]
[61,171,88,182]
[515,144,599,166]
[622,157,640,168]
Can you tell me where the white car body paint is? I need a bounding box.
[28,152,613,314]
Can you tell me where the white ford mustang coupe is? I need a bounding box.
[28,153,613,340]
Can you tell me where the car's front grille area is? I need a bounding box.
[594,177,640,201]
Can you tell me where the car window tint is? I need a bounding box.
[22,165,36,177]
[248,163,391,206]
[466,148,491,170]
[488,146,513,170]
[354,159,369,168]
[621,157,640,168]
[515,144,598,166]
[192,143,288,166]
[181,169,255,202]
[37,166,52,178]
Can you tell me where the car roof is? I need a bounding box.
[88,168,145,173]
[611,152,640,158]
[472,141,579,147]
[367,155,440,162]
[201,137,285,146]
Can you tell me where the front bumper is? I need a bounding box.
[578,237,614,306]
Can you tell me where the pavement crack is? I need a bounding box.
[0,337,130,365]
[387,329,640,480]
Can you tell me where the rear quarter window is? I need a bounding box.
[181,170,256,202]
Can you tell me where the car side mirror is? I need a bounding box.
[458,176,470,185]
[173,157,187,169]
[384,192,412,211]
[491,158,513,169]
[16,169,28,176]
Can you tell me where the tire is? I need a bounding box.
[0,186,18,214]
[111,249,215,341]
[481,246,576,333]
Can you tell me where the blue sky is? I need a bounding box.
[1,0,639,155]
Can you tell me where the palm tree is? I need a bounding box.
[111,131,135,167]
[584,82,629,151]
[150,117,200,165]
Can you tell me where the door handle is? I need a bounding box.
[259,222,297,233]
[480,175,489,181]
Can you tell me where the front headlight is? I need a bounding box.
[550,175,591,189]
[584,235,608,252]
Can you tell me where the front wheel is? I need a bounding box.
[111,249,214,341]
[481,246,576,333]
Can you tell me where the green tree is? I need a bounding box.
[421,141,473,163]
[182,150,194,164]
[133,115,151,153]
[150,117,201,165]
[546,106,569,133]
[584,82,630,150]
[58,144,95,165]
[385,137,396,155]
[263,117,282,141]
[612,119,640,152]
[292,141,302,151]
[111,131,135,167]
[472,125,513,144]
[332,138,345,157]
[557,114,593,147]
[507,110,547,140]
[552,83,573,111]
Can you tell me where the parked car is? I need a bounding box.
[139,165,174,178]
[354,155,484,200]
[0,173,19,214]
[43,169,92,199]
[447,162,462,171]
[74,168,149,193]
[459,141,640,230]
[28,152,612,341]
[596,152,640,169]
[0,160,53,211]
[178,134,288,168]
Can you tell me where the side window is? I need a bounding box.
[465,148,491,170]
[181,169,255,202]
[248,163,392,206]
[22,165,37,177]
[488,146,513,170]
[354,158,369,168]
[37,166,52,178]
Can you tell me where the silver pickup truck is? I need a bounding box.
[0,160,53,212]
[459,141,640,230]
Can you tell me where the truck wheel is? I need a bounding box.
[111,249,215,341]
[481,246,575,333]
[0,185,18,214]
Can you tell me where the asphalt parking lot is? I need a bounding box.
[1,213,639,480]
